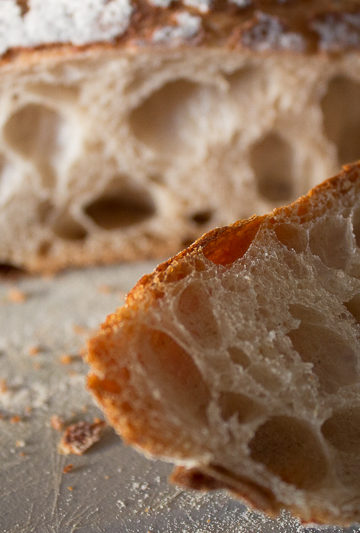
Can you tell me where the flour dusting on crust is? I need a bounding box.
[0,0,133,56]
[152,12,202,44]
[183,0,212,14]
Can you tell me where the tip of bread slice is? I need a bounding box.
[87,162,360,526]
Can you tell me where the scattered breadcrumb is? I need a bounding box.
[10,415,21,424]
[79,346,87,358]
[7,288,27,303]
[98,284,112,294]
[58,420,106,455]
[104,475,110,480]
[60,354,73,365]
[67,486,73,491]
[15,440,25,448]
[28,345,40,356]
[0,379,8,394]
[63,464,74,474]
[50,415,64,431]
[72,324,88,336]
[18,451,26,457]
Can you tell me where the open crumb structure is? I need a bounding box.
[88,162,360,526]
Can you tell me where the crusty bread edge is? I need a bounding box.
[87,161,360,526]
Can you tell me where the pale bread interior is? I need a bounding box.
[88,168,360,525]
[1,49,360,271]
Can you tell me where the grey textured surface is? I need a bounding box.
[0,263,359,533]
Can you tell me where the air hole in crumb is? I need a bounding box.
[37,200,54,224]
[140,329,209,425]
[190,210,213,226]
[177,282,220,348]
[250,132,294,202]
[228,346,250,368]
[3,103,71,188]
[129,79,214,155]
[344,294,360,323]
[52,212,87,241]
[249,416,328,489]
[288,322,358,393]
[309,216,352,270]
[321,407,360,454]
[289,303,325,325]
[250,365,282,391]
[84,187,155,230]
[226,66,259,92]
[333,454,360,489]
[0,263,25,277]
[321,76,360,165]
[219,392,261,423]
[274,223,307,253]
[37,241,51,257]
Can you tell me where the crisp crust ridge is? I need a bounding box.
[1,0,360,65]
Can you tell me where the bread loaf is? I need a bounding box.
[88,162,360,525]
[0,1,360,272]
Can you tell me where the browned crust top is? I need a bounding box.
[2,0,360,68]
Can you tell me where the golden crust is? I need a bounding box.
[87,161,360,525]
[1,0,360,69]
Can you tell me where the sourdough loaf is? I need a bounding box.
[0,1,360,272]
[88,162,360,525]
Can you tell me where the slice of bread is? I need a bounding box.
[88,162,360,526]
[1,2,360,272]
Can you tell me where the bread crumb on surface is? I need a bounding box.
[63,464,74,474]
[59,354,73,365]
[10,415,21,424]
[50,415,64,431]
[0,379,8,394]
[79,346,87,358]
[28,345,40,356]
[15,440,25,448]
[72,324,88,336]
[7,288,27,303]
[58,420,106,455]
[67,486,73,491]
[97,284,112,294]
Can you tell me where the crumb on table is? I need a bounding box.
[59,354,74,365]
[28,345,40,356]
[7,288,27,303]
[72,324,88,336]
[50,415,64,431]
[0,379,8,394]
[63,464,74,474]
[58,420,106,455]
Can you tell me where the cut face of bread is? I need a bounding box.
[1,44,360,271]
[88,163,360,526]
